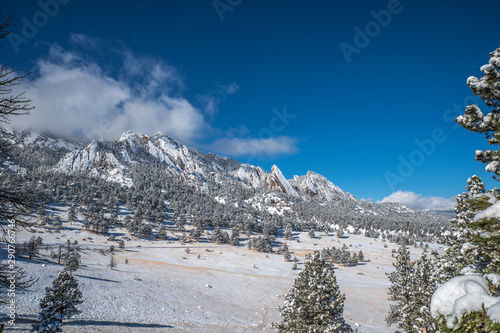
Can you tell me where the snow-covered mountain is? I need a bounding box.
[290,171,355,201]
[3,129,449,236]
[51,130,351,202]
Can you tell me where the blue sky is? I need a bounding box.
[2,0,500,209]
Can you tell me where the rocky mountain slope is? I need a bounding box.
[3,129,450,241]
[52,130,350,201]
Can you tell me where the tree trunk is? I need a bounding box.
[58,244,62,264]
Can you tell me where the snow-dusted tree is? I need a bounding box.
[431,46,500,330]
[63,250,80,275]
[108,255,116,270]
[31,271,83,332]
[282,242,291,261]
[408,254,439,332]
[156,225,167,240]
[454,46,500,274]
[23,236,43,259]
[431,275,500,332]
[439,176,486,276]
[386,245,438,333]
[248,234,274,253]
[273,251,353,333]
[52,216,62,230]
[67,205,77,224]
[189,227,201,242]
[0,15,37,234]
[230,228,239,246]
[308,229,315,239]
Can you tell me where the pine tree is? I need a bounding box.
[273,251,353,333]
[308,229,315,239]
[431,45,500,331]
[230,228,239,246]
[454,46,500,275]
[156,225,167,240]
[386,245,414,331]
[63,250,80,275]
[108,255,116,270]
[23,236,43,259]
[408,254,439,332]
[281,242,291,261]
[189,227,201,242]
[68,205,77,224]
[439,176,485,277]
[52,216,62,230]
[31,271,83,332]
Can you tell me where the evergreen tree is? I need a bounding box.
[280,242,291,261]
[454,46,500,275]
[387,248,440,332]
[175,215,186,231]
[108,255,116,270]
[408,254,439,332]
[431,45,500,330]
[308,229,315,239]
[156,225,167,240]
[440,176,486,276]
[68,205,77,224]
[52,216,62,230]
[189,227,201,242]
[273,251,353,333]
[357,250,364,262]
[63,250,80,275]
[31,271,83,332]
[108,212,118,227]
[230,228,239,246]
[386,245,413,330]
[23,236,43,259]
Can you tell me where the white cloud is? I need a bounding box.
[220,81,239,95]
[196,81,240,116]
[208,136,299,158]
[10,37,299,158]
[10,43,207,144]
[378,190,455,211]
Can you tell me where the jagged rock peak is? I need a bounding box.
[291,170,355,201]
[270,165,298,197]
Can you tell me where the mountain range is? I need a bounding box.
[3,129,450,241]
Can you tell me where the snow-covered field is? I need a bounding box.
[4,219,443,332]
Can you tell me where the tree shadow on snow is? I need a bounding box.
[74,274,120,283]
[66,319,173,329]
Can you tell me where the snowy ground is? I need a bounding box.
[2,216,444,332]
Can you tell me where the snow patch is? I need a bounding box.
[474,201,500,221]
[430,275,500,328]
